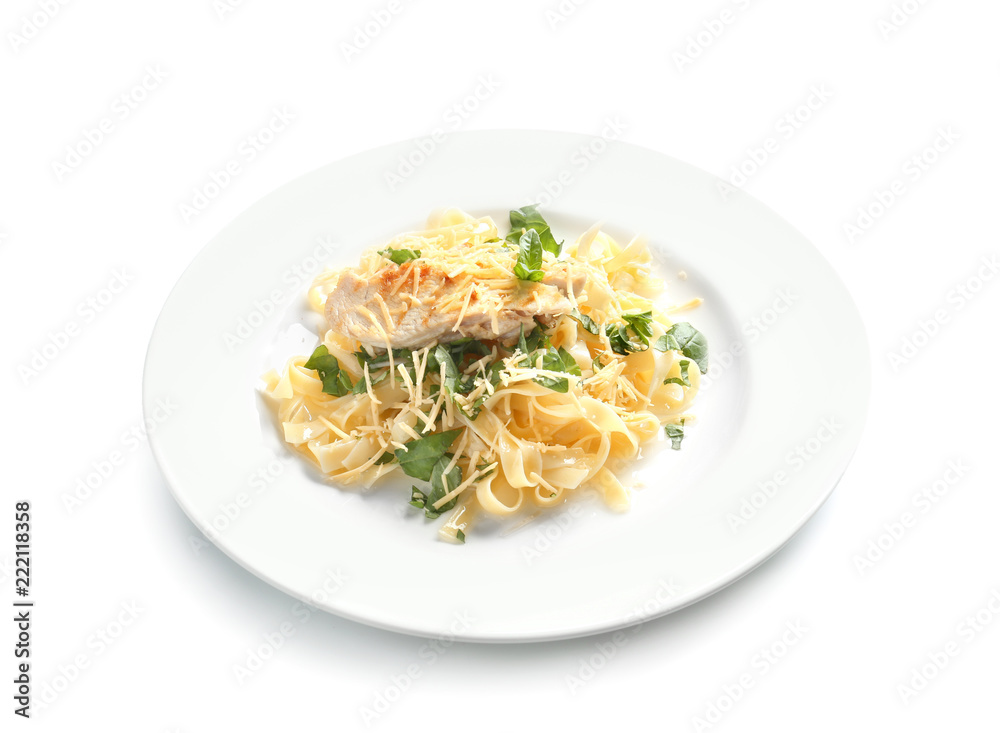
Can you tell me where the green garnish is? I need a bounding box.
[663,359,692,387]
[534,346,582,393]
[513,229,545,282]
[377,246,421,264]
[394,429,463,481]
[665,419,686,450]
[351,368,388,394]
[621,311,653,346]
[568,308,600,335]
[304,345,354,396]
[424,455,463,518]
[653,322,709,373]
[505,204,562,256]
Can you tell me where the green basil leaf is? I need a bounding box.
[351,368,389,394]
[608,324,647,355]
[663,359,692,387]
[355,347,413,371]
[425,455,463,518]
[665,419,686,450]
[461,361,505,419]
[513,229,545,282]
[304,345,354,396]
[666,322,709,373]
[429,344,461,395]
[394,429,463,481]
[622,311,653,346]
[377,246,421,264]
[456,528,466,543]
[505,204,562,256]
[409,486,427,508]
[534,346,580,393]
[652,334,679,352]
[568,308,600,335]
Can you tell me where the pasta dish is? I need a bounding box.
[260,206,707,542]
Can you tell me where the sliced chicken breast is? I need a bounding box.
[325,261,586,349]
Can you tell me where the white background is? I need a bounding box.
[3,0,999,730]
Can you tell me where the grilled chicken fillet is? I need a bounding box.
[325,261,586,349]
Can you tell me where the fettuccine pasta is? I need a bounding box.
[260,206,707,542]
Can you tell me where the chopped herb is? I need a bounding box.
[374,451,396,465]
[607,323,647,355]
[652,334,676,352]
[304,345,354,396]
[476,461,496,478]
[394,429,463,481]
[653,323,708,373]
[505,204,562,256]
[534,346,581,393]
[377,246,421,264]
[460,361,505,420]
[663,359,692,387]
[665,419,686,450]
[351,368,388,394]
[621,311,653,347]
[428,344,461,394]
[409,486,427,508]
[568,308,600,335]
[355,347,412,371]
[424,455,463,518]
[513,229,545,282]
[445,337,491,364]
[516,322,551,356]
[456,528,466,543]
[592,355,604,371]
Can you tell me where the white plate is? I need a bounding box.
[144,130,869,642]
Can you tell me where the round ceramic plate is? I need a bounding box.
[144,130,869,642]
